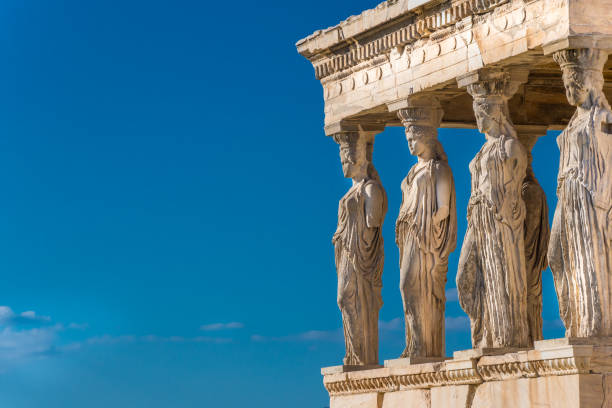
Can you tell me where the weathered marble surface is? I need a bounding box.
[333,131,388,365]
[395,96,457,358]
[297,0,612,133]
[516,127,550,344]
[323,337,612,408]
[381,390,430,408]
[456,69,530,349]
[298,0,612,404]
[549,48,612,339]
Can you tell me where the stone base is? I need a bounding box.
[322,365,384,375]
[384,356,447,368]
[322,337,612,408]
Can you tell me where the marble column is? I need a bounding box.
[331,129,388,365]
[390,96,457,358]
[516,125,550,344]
[549,48,612,338]
[456,69,530,348]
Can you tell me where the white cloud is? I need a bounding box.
[200,322,244,331]
[85,334,232,345]
[0,307,51,326]
[0,327,58,363]
[251,316,469,344]
[379,317,402,331]
[0,306,235,369]
[445,288,459,302]
[544,318,565,330]
[251,329,343,343]
[0,307,14,322]
[87,335,136,345]
[0,306,61,366]
[445,316,470,332]
[67,322,89,330]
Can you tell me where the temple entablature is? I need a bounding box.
[297,0,612,135]
[297,1,612,407]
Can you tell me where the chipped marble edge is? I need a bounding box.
[296,0,438,49]
[322,337,612,383]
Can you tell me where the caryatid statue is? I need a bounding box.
[332,131,388,365]
[549,49,612,338]
[457,70,530,348]
[395,96,457,358]
[516,127,550,344]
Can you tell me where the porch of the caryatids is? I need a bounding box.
[549,48,612,339]
[387,95,457,359]
[456,68,531,349]
[516,125,550,344]
[331,128,388,366]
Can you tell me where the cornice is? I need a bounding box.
[322,343,604,397]
[298,0,510,81]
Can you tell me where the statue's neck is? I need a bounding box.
[352,176,366,186]
[577,91,601,114]
[577,103,593,116]
[417,153,435,163]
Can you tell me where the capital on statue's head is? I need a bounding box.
[553,48,608,73]
[397,95,444,129]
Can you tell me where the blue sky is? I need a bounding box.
[0,1,565,407]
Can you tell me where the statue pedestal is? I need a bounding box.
[322,337,612,408]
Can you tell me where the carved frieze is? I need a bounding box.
[325,376,396,396]
[323,351,596,396]
[310,0,513,81]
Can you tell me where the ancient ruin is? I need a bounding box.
[333,131,388,367]
[297,0,612,406]
[396,95,457,359]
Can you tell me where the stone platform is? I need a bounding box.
[322,338,612,408]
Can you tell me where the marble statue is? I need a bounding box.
[549,48,612,338]
[517,129,550,344]
[457,71,530,348]
[332,131,388,365]
[396,97,457,358]
[299,1,612,405]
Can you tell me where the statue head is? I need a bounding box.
[554,49,608,108]
[467,71,518,139]
[472,98,506,138]
[333,132,369,180]
[404,125,447,161]
[398,96,446,161]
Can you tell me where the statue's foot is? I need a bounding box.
[399,347,412,359]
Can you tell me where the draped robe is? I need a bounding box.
[396,160,457,357]
[549,104,612,337]
[333,178,387,365]
[522,165,549,343]
[457,135,529,348]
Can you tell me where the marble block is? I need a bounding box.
[331,393,382,408]
[381,390,430,408]
[322,365,384,375]
[322,337,612,408]
[384,357,447,368]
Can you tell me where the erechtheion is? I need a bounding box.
[296,0,612,406]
